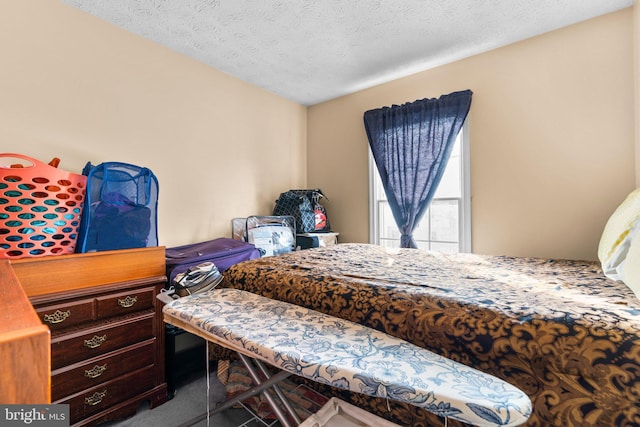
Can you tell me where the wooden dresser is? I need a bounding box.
[0,261,50,404]
[11,247,168,427]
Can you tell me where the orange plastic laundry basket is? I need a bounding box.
[0,153,87,259]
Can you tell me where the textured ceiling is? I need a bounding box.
[60,0,632,106]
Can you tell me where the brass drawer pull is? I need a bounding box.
[84,364,107,379]
[84,335,107,349]
[117,295,138,308]
[43,309,71,324]
[84,390,107,406]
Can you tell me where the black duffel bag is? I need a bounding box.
[273,189,330,233]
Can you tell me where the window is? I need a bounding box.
[369,123,470,253]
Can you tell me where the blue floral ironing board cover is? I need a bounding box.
[162,288,532,427]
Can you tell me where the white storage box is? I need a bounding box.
[299,398,401,427]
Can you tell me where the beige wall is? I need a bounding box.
[0,0,307,248]
[308,8,636,261]
[1,2,635,260]
[635,0,640,187]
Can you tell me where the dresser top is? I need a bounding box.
[11,246,166,297]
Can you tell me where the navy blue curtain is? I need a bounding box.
[364,90,472,248]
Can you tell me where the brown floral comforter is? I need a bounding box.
[219,243,640,427]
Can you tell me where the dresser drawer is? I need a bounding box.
[51,340,156,401]
[51,315,154,370]
[58,365,156,425]
[96,286,155,320]
[36,299,95,332]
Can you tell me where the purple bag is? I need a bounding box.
[165,238,260,283]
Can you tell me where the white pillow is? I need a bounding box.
[621,228,640,301]
[598,187,640,280]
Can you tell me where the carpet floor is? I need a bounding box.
[97,368,277,427]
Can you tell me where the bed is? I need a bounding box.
[217,242,640,427]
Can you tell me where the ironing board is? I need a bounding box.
[162,288,532,427]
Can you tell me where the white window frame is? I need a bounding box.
[368,121,471,252]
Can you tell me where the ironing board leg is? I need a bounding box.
[212,366,293,415]
[253,357,303,425]
[238,353,298,427]
[177,366,292,427]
